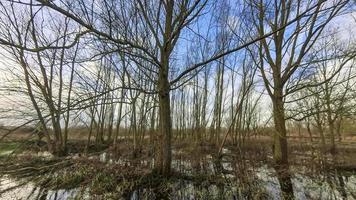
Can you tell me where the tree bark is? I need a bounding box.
[272,90,288,166]
[156,65,172,175]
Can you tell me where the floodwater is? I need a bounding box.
[1,149,356,199]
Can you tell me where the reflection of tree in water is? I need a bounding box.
[274,164,294,200]
[1,149,356,200]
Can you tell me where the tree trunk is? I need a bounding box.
[272,89,294,200]
[272,90,288,165]
[336,117,342,142]
[325,81,336,154]
[306,119,313,143]
[156,67,172,175]
[154,0,174,176]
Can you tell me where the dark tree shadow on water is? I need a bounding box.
[274,163,294,200]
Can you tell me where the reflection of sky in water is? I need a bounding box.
[0,176,81,200]
[1,151,356,200]
[255,165,356,200]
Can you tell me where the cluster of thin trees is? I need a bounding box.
[0,1,355,194]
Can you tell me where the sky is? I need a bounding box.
[0,0,355,128]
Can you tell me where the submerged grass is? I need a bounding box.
[0,142,18,156]
[1,139,356,199]
[0,154,263,199]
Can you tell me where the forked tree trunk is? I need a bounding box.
[154,0,174,176]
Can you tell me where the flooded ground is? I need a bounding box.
[1,146,356,200]
[1,165,355,199]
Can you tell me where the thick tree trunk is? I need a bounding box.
[154,0,174,176]
[272,91,288,165]
[328,118,336,154]
[272,88,294,200]
[156,68,172,176]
